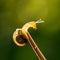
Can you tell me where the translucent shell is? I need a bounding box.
[13,29,27,46]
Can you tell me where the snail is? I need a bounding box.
[13,19,44,46]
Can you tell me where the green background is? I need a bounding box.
[0,0,60,60]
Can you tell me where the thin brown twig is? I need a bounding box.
[25,31,46,60]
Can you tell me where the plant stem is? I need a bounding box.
[26,31,46,60]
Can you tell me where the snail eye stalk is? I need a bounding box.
[36,19,44,23]
[13,19,46,60]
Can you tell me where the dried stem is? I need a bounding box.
[25,31,46,60]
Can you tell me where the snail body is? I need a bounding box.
[13,19,44,46]
[13,21,37,46]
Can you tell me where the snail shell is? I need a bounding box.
[13,29,27,46]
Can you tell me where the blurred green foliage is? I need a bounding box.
[0,0,60,60]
